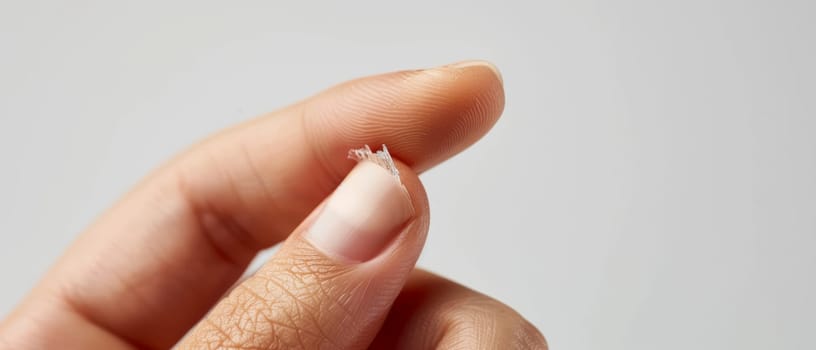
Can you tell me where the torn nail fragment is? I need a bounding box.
[348,144,400,180]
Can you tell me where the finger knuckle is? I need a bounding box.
[188,265,352,348]
[247,274,337,348]
[443,296,547,350]
[224,249,355,349]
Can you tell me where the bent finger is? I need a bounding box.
[369,269,547,350]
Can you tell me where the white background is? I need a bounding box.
[2,1,815,348]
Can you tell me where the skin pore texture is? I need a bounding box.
[0,61,546,350]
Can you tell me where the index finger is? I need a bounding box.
[0,61,504,349]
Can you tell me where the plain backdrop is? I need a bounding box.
[1,1,815,349]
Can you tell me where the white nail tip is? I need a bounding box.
[348,144,400,180]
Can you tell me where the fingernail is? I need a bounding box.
[448,60,503,84]
[305,162,414,262]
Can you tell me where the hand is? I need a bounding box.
[0,61,546,349]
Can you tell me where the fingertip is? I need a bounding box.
[302,60,506,176]
[446,60,504,85]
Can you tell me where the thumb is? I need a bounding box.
[178,153,429,349]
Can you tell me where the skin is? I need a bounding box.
[0,61,547,349]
